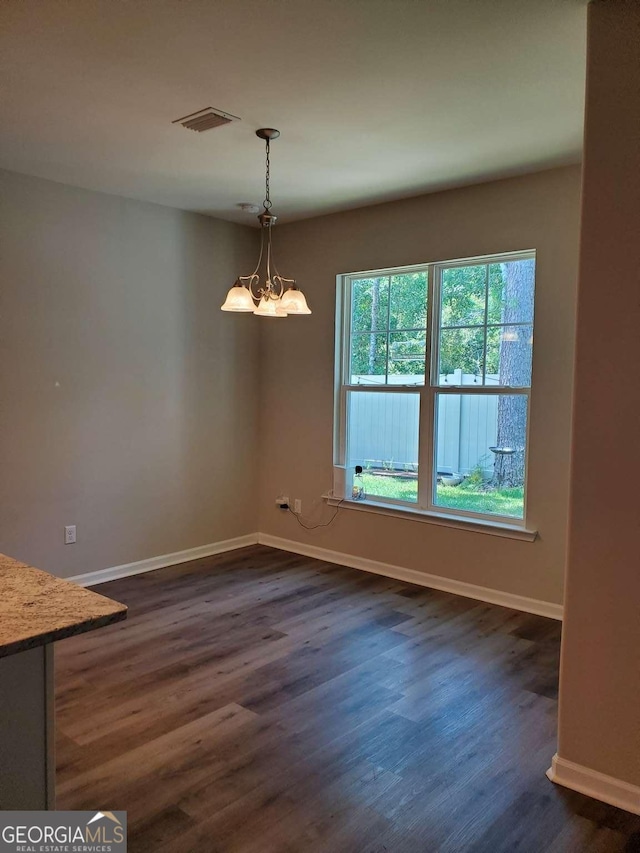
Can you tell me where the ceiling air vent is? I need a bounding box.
[172,107,240,132]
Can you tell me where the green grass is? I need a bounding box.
[435,484,523,518]
[360,472,523,518]
[360,472,419,503]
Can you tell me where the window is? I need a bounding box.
[334,251,535,525]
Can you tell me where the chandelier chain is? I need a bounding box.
[264,139,272,210]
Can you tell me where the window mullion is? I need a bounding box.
[482,263,489,385]
[338,278,352,472]
[345,382,426,393]
[418,264,436,510]
[385,276,391,384]
[435,385,530,395]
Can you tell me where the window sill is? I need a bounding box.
[323,494,537,542]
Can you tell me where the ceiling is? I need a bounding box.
[0,0,588,225]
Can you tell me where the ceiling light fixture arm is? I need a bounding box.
[270,244,298,294]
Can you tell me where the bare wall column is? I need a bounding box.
[550,0,640,811]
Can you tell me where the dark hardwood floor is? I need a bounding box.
[55,545,640,852]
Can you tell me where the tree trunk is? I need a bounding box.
[493,260,534,487]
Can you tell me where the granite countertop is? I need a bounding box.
[0,553,127,658]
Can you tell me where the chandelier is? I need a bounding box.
[221,128,311,317]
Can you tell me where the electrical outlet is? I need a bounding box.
[294,499,302,514]
[64,525,76,545]
[275,495,289,508]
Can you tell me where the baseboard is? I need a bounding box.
[68,534,259,587]
[68,530,562,619]
[257,533,563,620]
[547,754,640,815]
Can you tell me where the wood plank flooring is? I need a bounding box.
[55,545,640,852]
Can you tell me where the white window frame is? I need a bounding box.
[333,250,536,531]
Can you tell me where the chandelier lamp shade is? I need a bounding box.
[221,129,311,317]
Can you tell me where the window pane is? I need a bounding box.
[390,272,427,330]
[350,332,387,384]
[434,393,527,519]
[441,265,486,327]
[351,277,389,332]
[488,259,535,325]
[438,327,485,382]
[388,331,426,383]
[486,326,533,387]
[347,391,419,503]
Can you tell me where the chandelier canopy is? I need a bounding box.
[221,129,311,317]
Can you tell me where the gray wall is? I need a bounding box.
[0,170,259,578]
[557,0,640,790]
[258,166,581,606]
[0,164,582,609]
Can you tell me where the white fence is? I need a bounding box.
[348,372,498,476]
